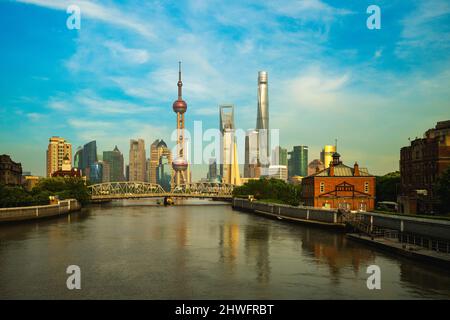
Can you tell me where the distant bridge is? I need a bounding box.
[88,181,234,201]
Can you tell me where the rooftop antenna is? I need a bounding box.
[177,61,183,100]
[335,138,338,152]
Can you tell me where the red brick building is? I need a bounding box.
[398,120,450,214]
[301,153,376,211]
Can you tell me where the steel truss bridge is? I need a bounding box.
[88,181,234,200]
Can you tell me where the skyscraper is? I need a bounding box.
[172,62,189,187]
[129,139,146,181]
[103,146,124,182]
[272,146,287,166]
[89,161,103,184]
[149,139,172,185]
[219,105,234,180]
[101,160,110,183]
[288,146,308,177]
[207,158,217,182]
[321,145,337,168]
[219,104,241,184]
[46,136,72,177]
[82,141,98,177]
[74,146,83,170]
[157,155,172,191]
[256,71,269,159]
[244,129,260,178]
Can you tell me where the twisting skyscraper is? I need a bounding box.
[256,71,269,159]
[172,62,189,187]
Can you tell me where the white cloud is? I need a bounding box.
[280,67,351,110]
[396,0,450,59]
[16,0,155,39]
[104,41,150,64]
[26,113,44,121]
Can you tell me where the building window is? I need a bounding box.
[320,182,325,193]
[364,182,369,193]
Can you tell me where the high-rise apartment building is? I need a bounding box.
[46,136,72,177]
[149,139,172,184]
[129,139,146,181]
[103,146,124,182]
[321,145,336,168]
[288,146,308,178]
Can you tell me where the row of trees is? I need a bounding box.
[232,178,302,206]
[0,177,90,208]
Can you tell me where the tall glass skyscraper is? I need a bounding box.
[288,146,308,177]
[82,141,97,177]
[103,146,125,182]
[157,155,171,191]
[74,146,83,170]
[256,71,269,159]
[89,162,102,184]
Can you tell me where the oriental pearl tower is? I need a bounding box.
[172,61,189,187]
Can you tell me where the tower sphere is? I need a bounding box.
[173,99,187,113]
[172,157,188,171]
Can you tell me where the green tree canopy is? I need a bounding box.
[376,171,400,202]
[233,178,302,206]
[0,177,89,208]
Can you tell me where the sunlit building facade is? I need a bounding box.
[46,136,72,177]
[129,139,146,181]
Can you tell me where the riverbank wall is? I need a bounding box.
[0,199,81,223]
[232,198,346,229]
[358,211,450,241]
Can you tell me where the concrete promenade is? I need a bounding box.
[0,199,81,223]
[232,198,346,229]
[347,233,450,269]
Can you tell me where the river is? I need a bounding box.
[0,199,449,299]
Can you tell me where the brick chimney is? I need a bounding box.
[329,163,334,176]
[353,162,360,176]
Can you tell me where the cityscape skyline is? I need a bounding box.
[1,0,449,181]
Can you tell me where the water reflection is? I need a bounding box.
[0,200,449,299]
[244,222,271,284]
[299,227,376,278]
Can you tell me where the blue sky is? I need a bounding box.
[0,0,449,180]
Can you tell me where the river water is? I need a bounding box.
[0,199,449,299]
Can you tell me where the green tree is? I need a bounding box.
[0,177,89,208]
[376,171,400,202]
[435,167,450,214]
[233,178,302,206]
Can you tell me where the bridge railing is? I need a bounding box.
[88,181,234,198]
